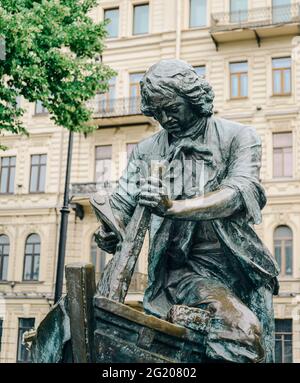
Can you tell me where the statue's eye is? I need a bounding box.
[167,106,177,113]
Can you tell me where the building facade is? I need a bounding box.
[0,0,300,363]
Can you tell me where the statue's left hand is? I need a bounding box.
[138,176,173,216]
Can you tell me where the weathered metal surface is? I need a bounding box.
[96,204,151,302]
[30,296,71,363]
[94,297,205,363]
[92,59,279,363]
[90,164,165,304]
[65,263,96,363]
[30,59,280,364]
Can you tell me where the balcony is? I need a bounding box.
[87,96,152,126]
[88,96,142,118]
[210,4,300,48]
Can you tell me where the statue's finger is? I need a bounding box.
[139,192,160,202]
[139,199,157,208]
[104,238,119,246]
[140,184,160,194]
[104,246,117,254]
[146,176,162,188]
[99,227,118,240]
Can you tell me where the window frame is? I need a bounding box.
[94,145,113,185]
[129,72,144,113]
[34,101,48,116]
[17,318,35,363]
[273,225,293,277]
[189,0,208,28]
[272,57,292,96]
[272,131,293,179]
[0,156,16,194]
[272,0,292,24]
[0,235,9,281]
[129,72,144,98]
[22,234,41,282]
[229,0,248,23]
[98,77,117,113]
[29,154,47,194]
[194,65,206,78]
[132,2,150,36]
[229,61,248,99]
[90,234,112,283]
[275,318,293,363]
[104,7,120,39]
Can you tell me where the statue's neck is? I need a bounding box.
[168,117,207,145]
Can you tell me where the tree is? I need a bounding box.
[0,0,115,148]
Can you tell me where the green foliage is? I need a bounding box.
[0,0,115,140]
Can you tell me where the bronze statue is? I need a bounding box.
[93,59,280,363]
[29,59,280,364]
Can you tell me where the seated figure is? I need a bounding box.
[94,59,279,363]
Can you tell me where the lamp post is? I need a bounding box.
[54,129,74,303]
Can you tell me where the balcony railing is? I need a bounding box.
[87,96,142,118]
[211,4,300,32]
[71,181,118,198]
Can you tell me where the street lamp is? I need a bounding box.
[54,129,74,303]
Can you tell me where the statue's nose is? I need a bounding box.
[161,110,169,124]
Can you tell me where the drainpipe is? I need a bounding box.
[175,0,182,59]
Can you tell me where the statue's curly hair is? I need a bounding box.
[140,59,214,117]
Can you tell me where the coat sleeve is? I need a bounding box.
[219,126,266,225]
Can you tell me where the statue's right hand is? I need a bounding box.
[94,224,120,254]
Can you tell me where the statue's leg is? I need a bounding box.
[170,277,265,363]
[247,285,275,363]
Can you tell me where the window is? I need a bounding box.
[126,143,136,160]
[34,100,48,115]
[129,73,143,98]
[97,77,116,113]
[274,226,293,276]
[273,132,292,178]
[194,65,206,78]
[17,318,35,363]
[275,319,293,363]
[0,318,3,352]
[189,0,207,28]
[272,0,291,23]
[0,156,16,194]
[104,8,119,38]
[29,154,47,193]
[230,0,248,23]
[230,62,248,98]
[272,57,291,96]
[95,145,112,185]
[23,234,40,281]
[16,96,21,108]
[133,3,149,35]
[129,73,143,113]
[0,235,9,281]
[91,235,112,283]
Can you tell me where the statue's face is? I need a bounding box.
[149,94,199,138]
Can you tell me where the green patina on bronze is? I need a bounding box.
[29,59,279,363]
